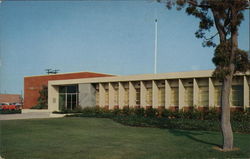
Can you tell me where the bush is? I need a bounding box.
[56,106,250,133]
[31,104,46,109]
[134,108,145,116]
[145,107,156,117]
[0,109,22,114]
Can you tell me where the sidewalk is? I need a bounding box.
[0,109,65,120]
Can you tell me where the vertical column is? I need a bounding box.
[209,78,215,108]
[48,84,59,111]
[99,83,105,108]
[229,86,232,107]
[129,82,136,107]
[140,81,147,108]
[165,80,171,109]
[119,82,125,108]
[152,80,159,108]
[178,79,185,110]
[109,83,115,109]
[193,78,199,107]
[244,76,249,110]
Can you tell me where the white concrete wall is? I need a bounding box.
[48,85,59,112]
[244,76,249,110]
[48,70,250,111]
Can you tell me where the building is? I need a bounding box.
[24,72,113,109]
[0,94,22,104]
[47,70,250,112]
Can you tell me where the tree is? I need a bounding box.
[159,0,250,151]
[32,85,48,109]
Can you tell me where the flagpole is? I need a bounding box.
[154,18,158,74]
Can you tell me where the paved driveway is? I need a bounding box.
[0,110,64,120]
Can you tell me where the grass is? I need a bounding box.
[0,117,250,159]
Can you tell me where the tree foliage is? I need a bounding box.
[212,41,250,79]
[159,0,249,151]
[33,85,48,109]
[160,0,249,48]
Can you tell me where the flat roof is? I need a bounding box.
[48,70,250,86]
[24,71,115,78]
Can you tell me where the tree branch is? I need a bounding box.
[187,0,211,8]
[204,32,219,41]
[211,9,227,43]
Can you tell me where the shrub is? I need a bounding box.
[204,108,220,121]
[134,107,145,116]
[145,107,156,117]
[32,85,48,109]
[31,104,45,109]
[56,106,250,133]
[161,109,170,118]
[112,108,121,115]
[0,109,22,114]
[232,111,250,122]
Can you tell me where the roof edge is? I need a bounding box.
[24,71,115,78]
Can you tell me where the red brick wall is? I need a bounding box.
[0,94,22,103]
[24,72,114,109]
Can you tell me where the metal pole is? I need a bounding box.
[154,19,158,74]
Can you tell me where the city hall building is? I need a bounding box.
[47,70,250,112]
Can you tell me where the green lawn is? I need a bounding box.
[1,117,250,159]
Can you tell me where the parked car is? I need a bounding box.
[0,103,22,110]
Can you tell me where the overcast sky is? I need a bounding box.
[0,1,249,94]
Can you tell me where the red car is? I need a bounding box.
[0,103,21,110]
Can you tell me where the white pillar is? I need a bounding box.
[140,81,147,108]
[209,78,215,108]
[119,82,125,108]
[99,83,105,108]
[193,78,199,108]
[165,80,171,109]
[129,82,136,107]
[178,79,185,110]
[48,84,59,111]
[152,80,159,108]
[244,76,249,110]
[109,83,115,109]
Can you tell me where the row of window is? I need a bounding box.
[95,84,244,107]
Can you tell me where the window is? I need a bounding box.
[158,87,165,106]
[105,89,109,105]
[199,86,209,106]
[171,87,178,106]
[135,88,140,105]
[184,86,193,106]
[146,88,152,106]
[214,86,222,106]
[114,89,119,105]
[58,85,78,111]
[96,91,99,106]
[124,88,129,105]
[231,85,243,106]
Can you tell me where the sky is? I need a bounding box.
[0,0,249,94]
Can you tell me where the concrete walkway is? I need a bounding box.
[0,109,65,120]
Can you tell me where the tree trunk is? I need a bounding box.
[221,74,234,150]
[221,6,238,151]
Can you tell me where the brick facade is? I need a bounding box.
[24,72,113,109]
[0,94,22,104]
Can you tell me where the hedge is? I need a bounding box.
[53,107,250,133]
[0,109,22,114]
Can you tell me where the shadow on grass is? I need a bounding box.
[168,129,221,147]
